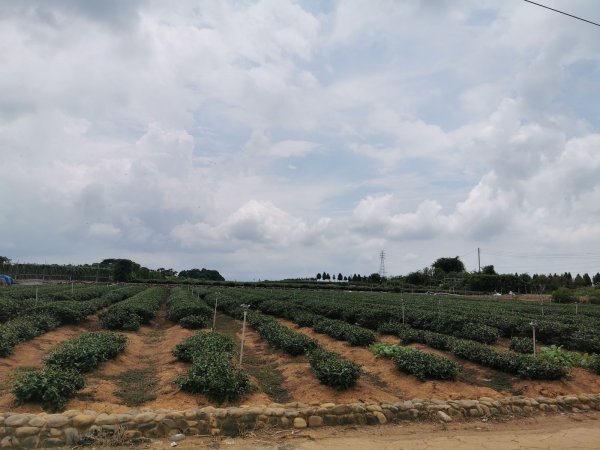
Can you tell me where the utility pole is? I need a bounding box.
[478,248,481,273]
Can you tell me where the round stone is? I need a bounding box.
[293,418,307,428]
[308,416,323,427]
[72,415,95,428]
[46,415,69,428]
[15,426,39,438]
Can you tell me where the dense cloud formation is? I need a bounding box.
[1,1,599,279]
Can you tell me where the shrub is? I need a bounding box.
[99,309,142,331]
[516,355,569,380]
[371,343,461,381]
[313,318,377,346]
[377,322,405,335]
[451,339,568,379]
[0,314,61,357]
[451,340,520,374]
[27,303,87,324]
[179,315,208,329]
[423,332,456,351]
[167,288,213,323]
[173,332,234,362]
[178,353,250,402]
[510,337,534,354]
[173,331,249,402]
[307,347,361,390]
[99,287,165,330]
[45,332,127,373]
[393,348,460,381]
[551,287,577,303]
[12,367,86,411]
[248,313,317,356]
[459,323,499,344]
[585,355,600,374]
[294,312,320,328]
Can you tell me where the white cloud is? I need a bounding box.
[1,1,600,279]
[88,223,121,238]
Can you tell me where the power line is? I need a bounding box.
[523,0,600,27]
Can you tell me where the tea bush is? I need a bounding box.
[510,337,534,354]
[307,347,361,390]
[12,367,85,412]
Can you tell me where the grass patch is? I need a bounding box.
[113,368,158,406]
[145,329,164,344]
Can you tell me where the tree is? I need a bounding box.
[322,271,327,281]
[112,259,137,282]
[432,257,466,273]
[482,265,496,275]
[593,273,600,285]
[406,271,427,285]
[582,273,592,286]
[369,273,382,283]
[573,274,586,288]
[178,268,225,281]
[337,273,343,281]
[316,273,321,281]
[0,256,11,265]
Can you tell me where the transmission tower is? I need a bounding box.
[379,250,386,278]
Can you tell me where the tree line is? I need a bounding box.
[315,272,383,283]
[0,256,224,284]
[396,257,599,294]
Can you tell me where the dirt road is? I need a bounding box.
[144,412,600,450]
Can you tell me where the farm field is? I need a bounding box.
[1,285,600,414]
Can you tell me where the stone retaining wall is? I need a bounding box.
[2,394,600,448]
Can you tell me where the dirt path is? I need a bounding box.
[145,411,600,450]
[71,304,202,413]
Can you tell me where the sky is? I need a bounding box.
[1,0,600,281]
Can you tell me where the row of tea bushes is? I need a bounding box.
[12,332,127,411]
[99,287,167,331]
[370,343,461,381]
[0,286,142,357]
[167,288,213,329]
[249,313,362,390]
[203,292,362,390]
[379,322,569,380]
[172,332,250,402]
[0,285,113,322]
[247,299,377,346]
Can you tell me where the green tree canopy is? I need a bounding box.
[482,265,496,275]
[432,257,466,273]
[178,268,224,281]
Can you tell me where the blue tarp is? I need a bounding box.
[0,275,15,285]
